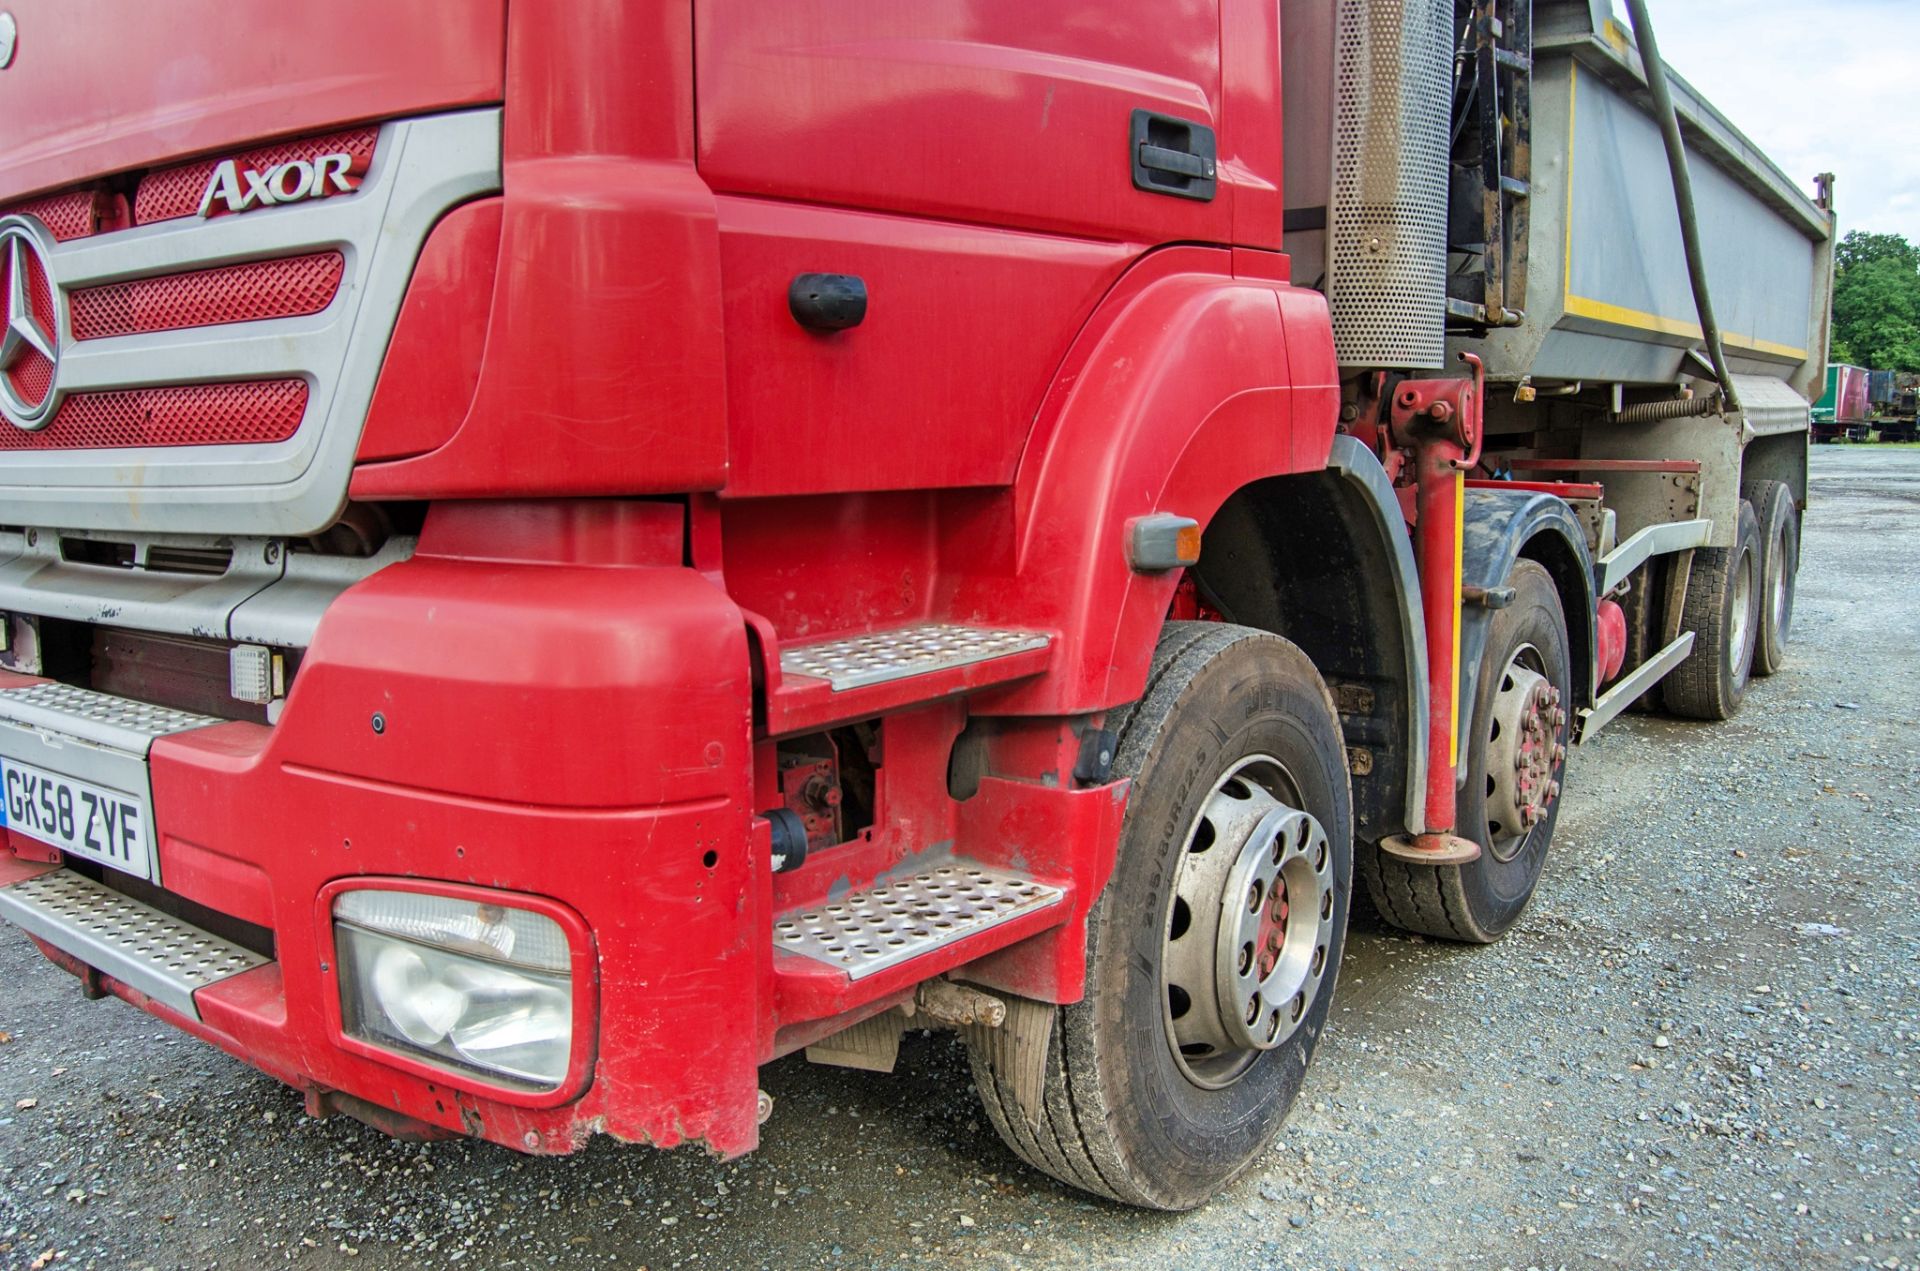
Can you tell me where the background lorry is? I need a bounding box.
[1814,363,1873,441]
[0,0,1824,1211]
[1866,368,1917,442]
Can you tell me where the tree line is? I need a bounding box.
[1830,230,1920,372]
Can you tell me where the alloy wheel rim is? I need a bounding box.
[1160,755,1335,1090]
[1483,642,1565,863]
[1731,546,1756,672]
[1771,529,1795,643]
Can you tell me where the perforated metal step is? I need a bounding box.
[0,869,268,1020]
[780,624,1050,692]
[775,864,1064,980]
[0,682,221,754]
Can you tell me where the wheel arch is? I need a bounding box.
[956,247,1340,717]
[1460,490,1596,787]
[1192,436,1430,845]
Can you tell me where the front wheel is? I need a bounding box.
[970,623,1353,1211]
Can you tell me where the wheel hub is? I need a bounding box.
[1484,654,1565,861]
[1731,547,1756,671]
[1162,758,1335,1088]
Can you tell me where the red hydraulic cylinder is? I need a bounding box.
[1380,354,1486,867]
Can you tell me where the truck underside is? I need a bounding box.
[0,0,1827,1210]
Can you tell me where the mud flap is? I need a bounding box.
[962,994,1054,1130]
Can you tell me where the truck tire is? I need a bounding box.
[1662,499,1761,719]
[1749,480,1798,677]
[970,622,1352,1210]
[1360,560,1571,944]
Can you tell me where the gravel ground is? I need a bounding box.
[1,446,1916,1271]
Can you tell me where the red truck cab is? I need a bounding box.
[0,0,1819,1211]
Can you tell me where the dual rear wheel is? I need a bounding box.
[1663,482,1798,717]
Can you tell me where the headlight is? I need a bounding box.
[332,890,574,1090]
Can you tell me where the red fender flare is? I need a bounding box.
[957,248,1339,715]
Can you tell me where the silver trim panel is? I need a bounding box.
[0,108,502,536]
[0,869,268,1020]
[0,681,220,752]
[0,683,220,887]
[1576,631,1695,741]
[1594,518,1713,595]
[0,530,415,647]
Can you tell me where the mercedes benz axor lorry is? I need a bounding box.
[0,0,1826,1209]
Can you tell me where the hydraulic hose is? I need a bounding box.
[1622,0,1742,417]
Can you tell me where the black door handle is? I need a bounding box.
[1131,109,1218,202]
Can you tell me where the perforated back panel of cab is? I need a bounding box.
[1328,0,1451,369]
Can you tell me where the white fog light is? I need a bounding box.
[333,890,575,1090]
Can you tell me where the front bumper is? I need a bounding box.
[0,541,765,1155]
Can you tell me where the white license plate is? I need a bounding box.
[0,756,154,880]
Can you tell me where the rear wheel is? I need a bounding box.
[1663,499,1761,719]
[969,623,1352,1210]
[1749,480,1798,677]
[1361,560,1571,943]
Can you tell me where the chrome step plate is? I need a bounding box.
[780,624,1050,692]
[0,682,221,754]
[0,869,268,1020]
[776,864,1064,980]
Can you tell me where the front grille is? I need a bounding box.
[134,126,378,225]
[70,252,345,340]
[7,349,52,408]
[0,125,371,453]
[4,189,107,241]
[0,381,308,451]
[0,108,502,534]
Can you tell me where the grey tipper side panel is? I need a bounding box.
[1561,71,1815,366]
[1455,29,1827,391]
[0,109,502,536]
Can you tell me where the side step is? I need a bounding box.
[776,864,1064,981]
[0,680,222,754]
[0,869,268,1020]
[768,623,1051,734]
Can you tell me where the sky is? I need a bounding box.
[1652,0,1920,244]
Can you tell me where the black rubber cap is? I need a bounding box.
[789,273,867,331]
[766,808,810,874]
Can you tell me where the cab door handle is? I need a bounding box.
[1131,109,1218,202]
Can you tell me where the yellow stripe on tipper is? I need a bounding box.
[1562,295,1808,361]
[1563,63,1577,302]
[1451,470,1464,769]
